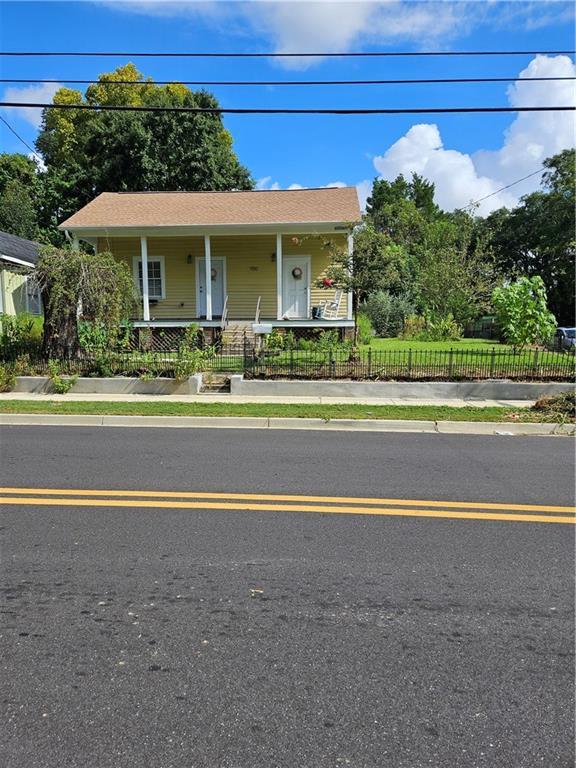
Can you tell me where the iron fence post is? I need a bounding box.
[532,349,539,378]
[448,348,453,379]
[368,347,372,378]
[489,347,496,378]
[407,349,412,378]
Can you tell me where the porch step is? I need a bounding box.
[201,374,231,393]
[222,322,256,347]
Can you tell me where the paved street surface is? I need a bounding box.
[1,426,574,768]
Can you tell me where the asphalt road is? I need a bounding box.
[1,426,574,768]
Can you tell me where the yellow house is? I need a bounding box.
[0,231,42,316]
[58,187,361,340]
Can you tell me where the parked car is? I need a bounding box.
[554,327,576,352]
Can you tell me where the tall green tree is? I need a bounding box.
[0,154,39,239]
[483,149,575,324]
[35,63,253,230]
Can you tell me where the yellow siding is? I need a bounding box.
[1,269,28,315]
[98,232,349,320]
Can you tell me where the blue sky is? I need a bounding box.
[0,1,574,213]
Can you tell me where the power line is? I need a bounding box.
[462,168,546,210]
[0,102,573,115]
[0,76,574,87]
[0,114,42,162]
[0,49,574,58]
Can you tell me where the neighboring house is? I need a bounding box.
[58,188,361,339]
[0,230,42,316]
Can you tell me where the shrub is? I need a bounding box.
[362,291,416,337]
[492,276,556,349]
[265,328,285,351]
[0,361,16,392]
[0,312,41,356]
[401,315,426,339]
[401,313,462,341]
[179,323,201,353]
[47,359,78,394]
[356,313,374,345]
[422,314,463,341]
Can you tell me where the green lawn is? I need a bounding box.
[0,399,564,423]
[363,338,505,352]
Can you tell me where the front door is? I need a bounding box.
[198,257,225,317]
[282,256,310,319]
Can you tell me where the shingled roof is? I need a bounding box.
[0,230,40,266]
[59,187,361,230]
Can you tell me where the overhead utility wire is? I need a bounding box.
[0,114,43,162]
[0,49,574,58]
[0,103,573,115]
[461,168,545,209]
[1,76,574,87]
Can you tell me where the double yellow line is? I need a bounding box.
[1,487,574,524]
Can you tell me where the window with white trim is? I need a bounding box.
[25,276,42,315]
[133,256,165,300]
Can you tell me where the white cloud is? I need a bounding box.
[372,54,576,214]
[2,82,62,128]
[94,1,574,70]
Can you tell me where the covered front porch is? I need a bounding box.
[92,230,353,331]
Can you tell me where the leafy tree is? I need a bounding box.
[0,179,39,240]
[366,173,439,245]
[34,246,137,357]
[414,216,497,327]
[483,149,575,324]
[35,64,253,230]
[492,276,556,349]
[0,154,40,239]
[321,223,408,342]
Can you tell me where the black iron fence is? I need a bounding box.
[1,344,574,381]
[245,347,575,381]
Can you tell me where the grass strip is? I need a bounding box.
[0,399,563,423]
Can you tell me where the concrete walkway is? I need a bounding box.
[0,392,534,408]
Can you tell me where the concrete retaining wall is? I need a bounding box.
[14,374,203,395]
[229,376,574,400]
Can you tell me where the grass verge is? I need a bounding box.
[0,399,566,423]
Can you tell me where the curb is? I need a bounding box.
[0,413,573,435]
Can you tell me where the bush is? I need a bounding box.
[402,313,462,341]
[0,313,42,356]
[362,291,415,337]
[47,359,78,394]
[0,361,16,392]
[401,315,426,339]
[356,313,374,345]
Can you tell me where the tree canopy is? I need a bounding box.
[482,149,575,324]
[34,63,253,235]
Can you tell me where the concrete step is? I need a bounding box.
[201,374,231,393]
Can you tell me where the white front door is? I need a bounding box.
[282,256,310,319]
[197,257,225,317]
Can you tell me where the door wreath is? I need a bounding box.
[291,266,303,280]
[211,267,218,281]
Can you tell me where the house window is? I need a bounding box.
[25,276,42,315]
[133,256,165,300]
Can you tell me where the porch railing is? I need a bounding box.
[221,295,229,327]
[255,295,261,324]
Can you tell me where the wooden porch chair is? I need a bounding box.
[319,289,343,319]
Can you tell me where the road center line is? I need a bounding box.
[0,496,574,524]
[0,487,573,514]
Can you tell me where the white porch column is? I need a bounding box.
[140,235,150,322]
[347,232,354,321]
[276,232,283,320]
[204,234,212,321]
[71,235,80,252]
